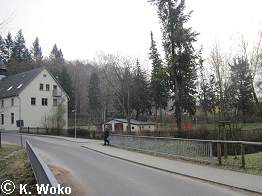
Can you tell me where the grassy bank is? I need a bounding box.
[0,144,37,195]
[220,152,262,175]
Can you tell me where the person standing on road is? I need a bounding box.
[103,126,110,146]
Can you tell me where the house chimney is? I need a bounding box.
[0,59,7,80]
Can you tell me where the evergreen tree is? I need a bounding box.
[0,35,7,63]
[4,32,13,63]
[131,60,152,119]
[229,57,254,122]
[59,66,75,111]
[88,70,102,119]
[31,37,43,62]
[150,0,199,130]
[48,44,65,79]
[11,29,32,63]
[149,31,169,121]
[49,44,64,64]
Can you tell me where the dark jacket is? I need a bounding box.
[104,129,109,139]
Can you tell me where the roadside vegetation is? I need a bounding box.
[0,144,37,195]
[220,152,262,175]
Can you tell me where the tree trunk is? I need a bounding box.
[176,109,182,131]
[127,88,131,133]
[204,110,209,123]
[251,84,262,116]
[159,107,163,123]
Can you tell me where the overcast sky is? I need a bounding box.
[1,0,262,68]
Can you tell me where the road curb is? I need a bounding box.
[1,132,91,144]
[28,134,90,143]
[81,145,262,195]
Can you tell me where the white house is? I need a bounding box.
[103,118,156,133]
[0,65,69,131]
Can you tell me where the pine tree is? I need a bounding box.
[48,44,65,79]
[4,32,13,63]
[49,44,64,64]
[31,37,43,62]
[11,29,32,63]
[150,0,199,130]
[88,70,102,119]
[59,66,75,111]
[149,31,169,122]
[131,59,152,119]
[0,35,7,63]
[229,57,254,122]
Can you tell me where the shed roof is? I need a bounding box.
[106,118,156,126]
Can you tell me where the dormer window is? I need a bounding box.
[7,86,13,91]
[17,83,23,89]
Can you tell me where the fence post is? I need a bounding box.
[0,131,2,148]
[223,129,228,159]
[217,142,222,165]
[241,143,245,168]
[20,134,23,148]
[209,142,213,157]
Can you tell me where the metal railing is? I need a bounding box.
[110,134,262,169]
[110,134,213,162]
[26,140,58,196]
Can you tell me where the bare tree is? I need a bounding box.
[96,53,134,133]
[239,34,262,115]
[209,43,231,120]
[42,103,66,130]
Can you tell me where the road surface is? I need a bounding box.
[2,133,248,196]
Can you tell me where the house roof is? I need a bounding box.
[106,118,156,126]
[0,67,44,99]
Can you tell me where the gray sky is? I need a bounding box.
[1,0,262,67]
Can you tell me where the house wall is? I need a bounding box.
[0,69,68,131]
[141,125,155,131]
[0,97,19,130]
[103,120,156,133]
[20,69,68,130]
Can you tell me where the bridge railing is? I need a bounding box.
[110,134,262,169]
[26,140,58,196]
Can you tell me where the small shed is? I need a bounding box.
[103,118,156,133]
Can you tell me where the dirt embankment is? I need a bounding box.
[50,165,94,196]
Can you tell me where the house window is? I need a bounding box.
[11,98,14,106]
[53,85,57,90]
[1,100,4,108]
[11,113,14,124]
[53,99,58,106]
[40,83,44,91]
[1,114,4,125]
[43,74,47,77]
[42,98,48,106]
[31,97,36,105]
[53,85,58,96]
[46,84,50,91]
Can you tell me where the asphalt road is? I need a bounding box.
[1,133,248,196]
